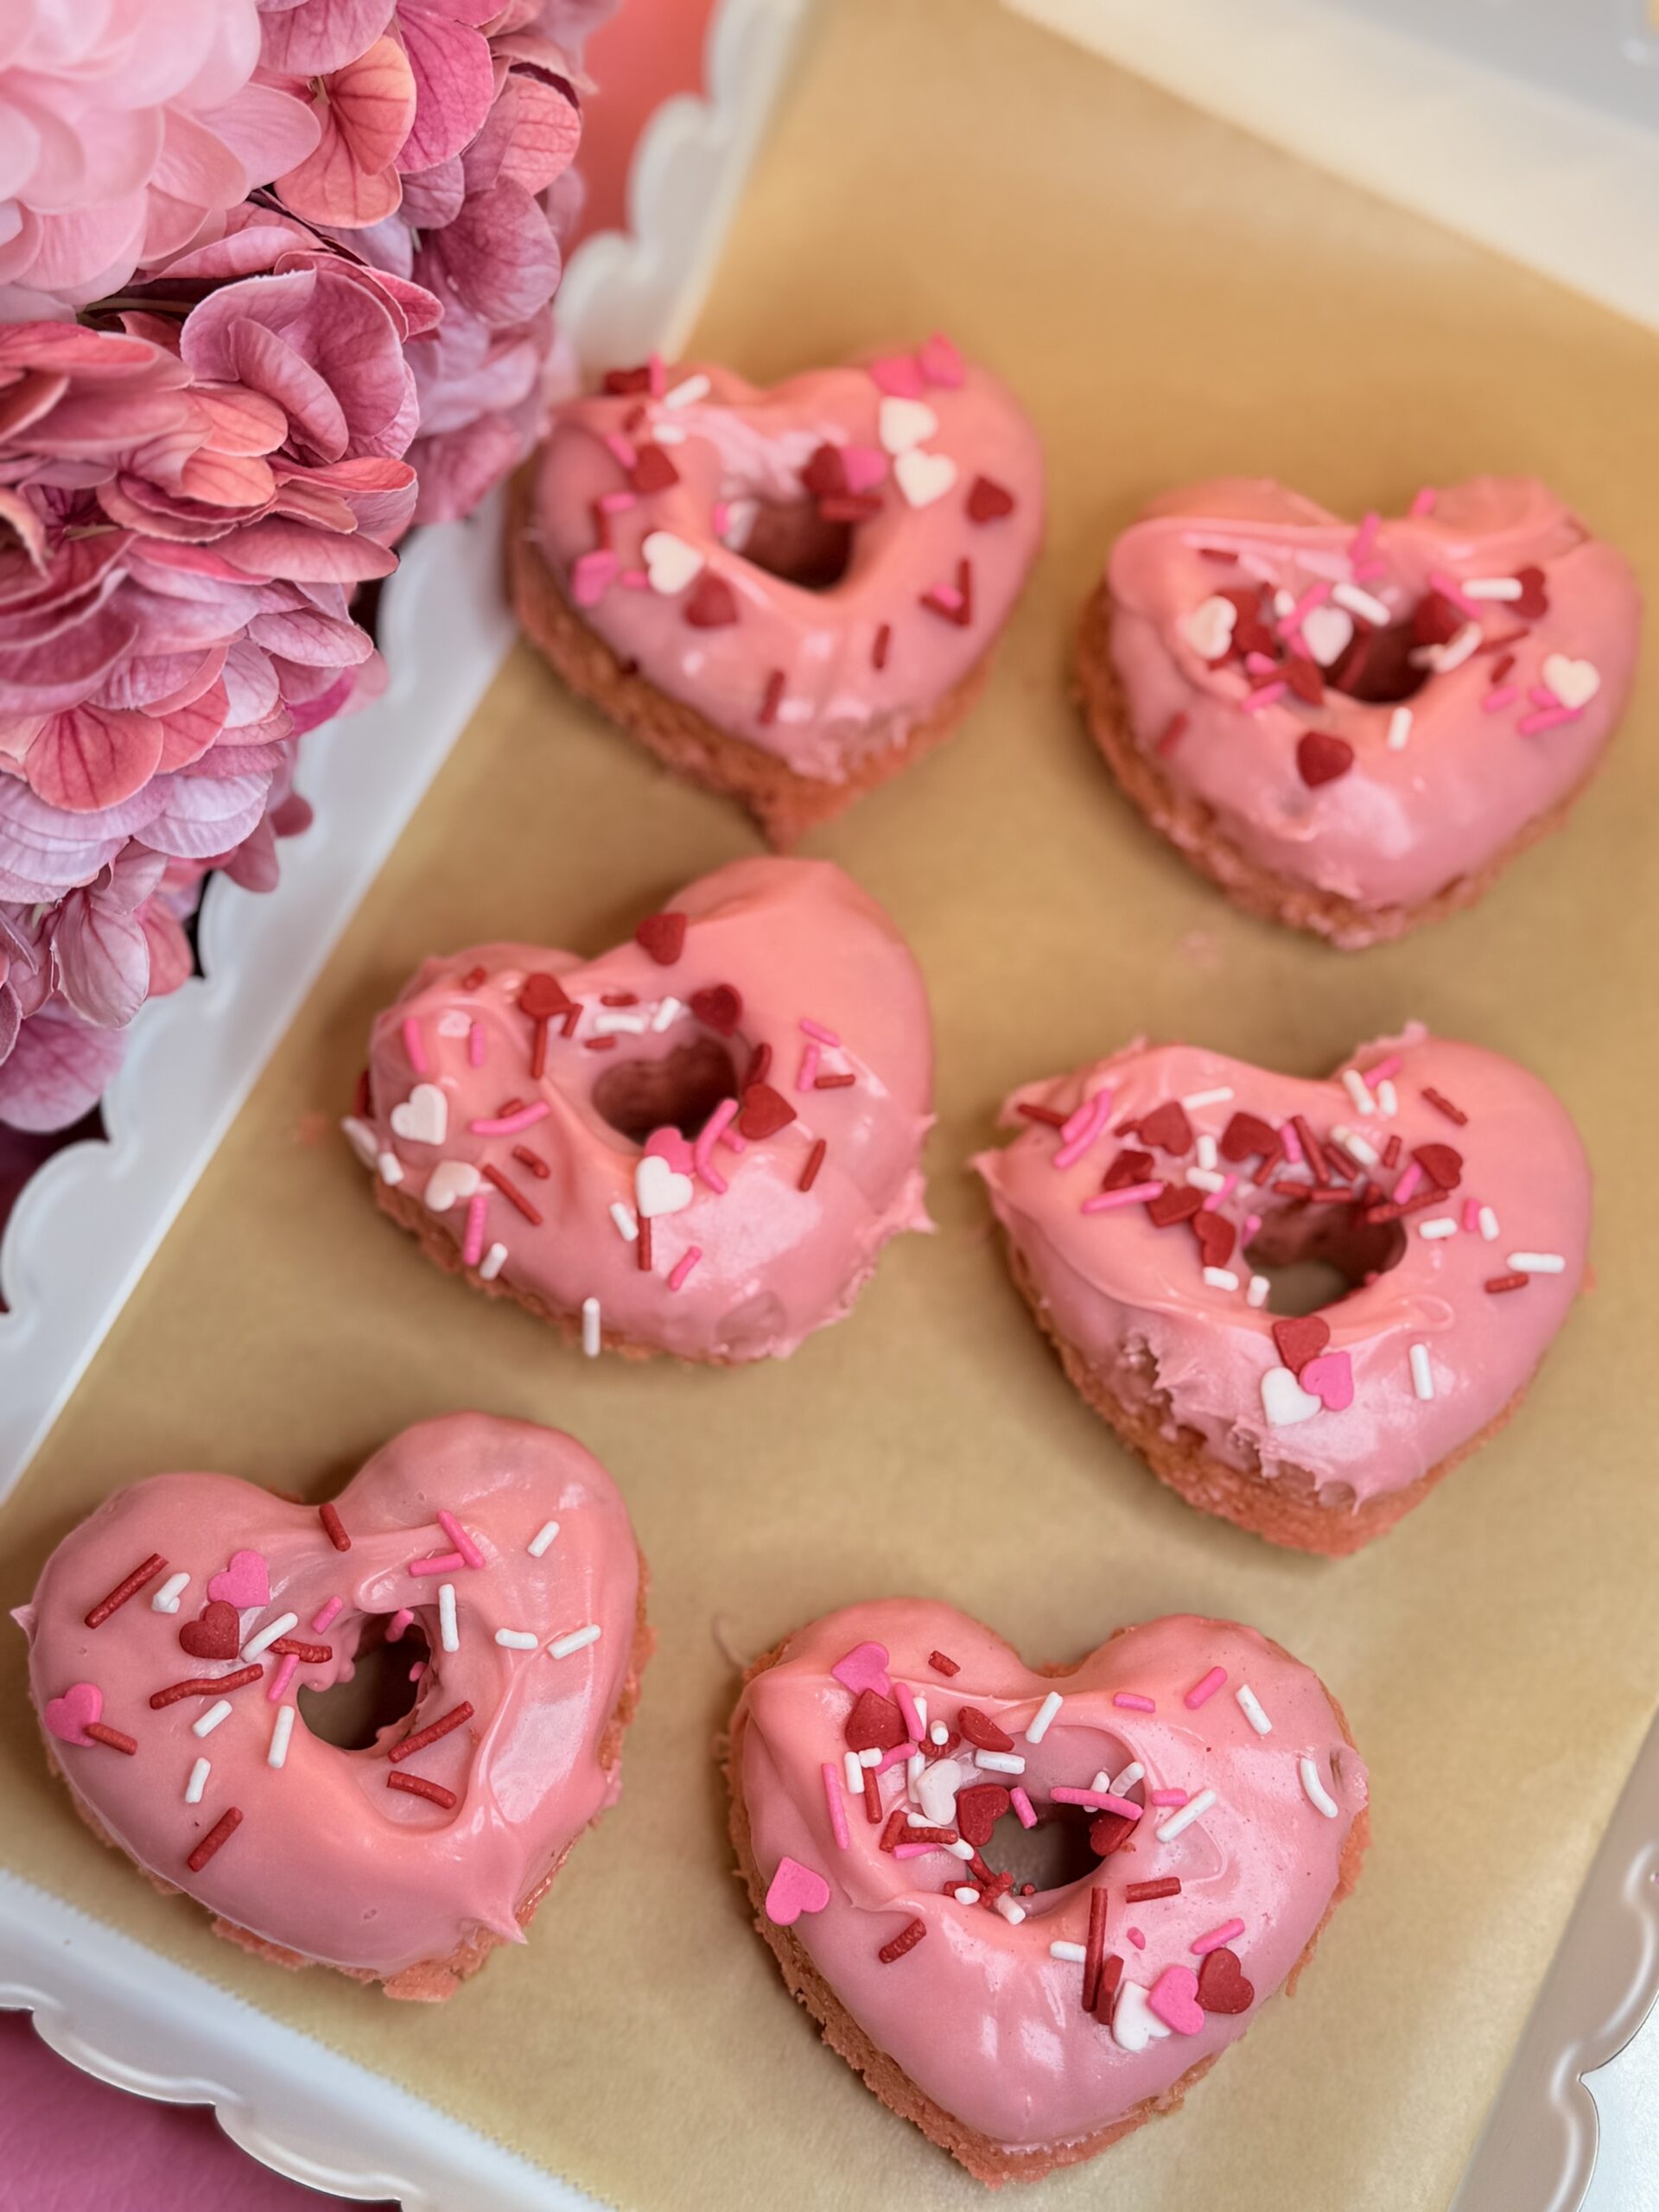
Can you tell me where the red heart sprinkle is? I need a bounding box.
[630,443,679,493]
[601,365,652,395]
[956,1707,1014,1753]
[518,972,574,1021]
[845,1688,906,1752]
[954,1784,1011,1847]
[1102,1147,1154,1192]
[1220,1111,1278,1163]
[179,1600,241,1662]
[1512,564,1548,620]
[1146,1184,1204,1228]
[1272,1315,1330,1375]
[1296,731,1354,788]
[1194,1212,1236,1268]
[1089,1810,1136,1858]
[684,573,740,628]
[1412,591,1464,647]
[966,474,1015,523]
[1197,1946,1255,2014]
[1413,1142,1464,1191]
[1222,586,1276,659]
[801,443,849,499]
[634,912,686,965]
[1136,1102,1193,1155]
[690,984,742,1035]
[1281,655,1324,704]
[737,1082,796,1140]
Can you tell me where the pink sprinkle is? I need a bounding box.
[874,1740,914,1773]
[598,489,636,514]
[1348,511,1380,563]
[1051,1788,1142,1817]
[895,1683,925,1742]
[602,431,637,469]
[1244,651,1277,676]
[1461,1198,1481,1232]
[468,1102,550,1137]
[1392,1162,1423,1205]
[1352,557,1389,583]
[1054,1089,1114,1170]
[822,1761,850,1850]
[1201,1173,1236,1212]
[1114,1693,1156,1713]
[570,549,619,608]
[918,332,965,387]
[720,1127,747,1154]
[1185,1665,1227,1709]
[1279,1122,1303,1166]
[1517,705,1583,736]
[646,353,666,399]
[310,1597,342,1634]
[1127,1927,1147,1950]
[409,1551,466,1576]
[1429,569,1482,620]
[619,567,648,589]
[800,1018,841,1046]
[694,1097,738,1192]
[928,583,964,615]
[409,1660,425,1681]
[1277,579,1332,639]
[796,1044,821,1091]
[1150,1789,1188,1807]
[893,1842,944,1860]
[1366,1054,1402,1084]
[467,1021,486,1069]
[438,1510,485,1570]
[1245,1212,1262,1236]
[1482,684,1519,714]
[711,500,730,536]
[1081,1181,1161,1214]
[1010,1787,1037,1829]
[1241,681,1287,712]
[667,1246,702,1292]
[386,1608,415,1642]
[1192,1917,1247,1955]
[267,1654,299,1703]
[402,1016,427,1075]
[1529,683,1558,708]
[1408,486,1438,518]
[461,1189,488,1268]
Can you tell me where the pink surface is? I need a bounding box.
[0,6,707,2201]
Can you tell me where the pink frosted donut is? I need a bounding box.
[16,1414,649,1998]
[510,339,1044,844]
[348,857,933,1363]
[728,1599,1367,2183]
[1077,477,1641,944]
[975,1027,1591,1553]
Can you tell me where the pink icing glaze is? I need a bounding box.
[353,859,933,1363]
[975,1027,1590,1511]
[1105,477,1641,915]
[735,1601,1365,2154]
[16,1415,642,1979]
[533,348,1044,783]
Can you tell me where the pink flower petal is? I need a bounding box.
[396,5,496,172]
[25,705,165,814]
[276,38,416,228]
[0,1002,126,1132]
[52,887,151,1028]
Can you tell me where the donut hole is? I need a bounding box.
[982,1800,1103,1902]
[298,1618,427,1751]
[1325,619,1432,705]
[591,1035,741,1145]
[1243,1203,1407,1316]
[734,500,854,592]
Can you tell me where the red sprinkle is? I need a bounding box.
[583,1036,617,1052]
[150,1666,263,1710]
[872,622,891,670]
[600,992,639,1007]
[1083,1885,1109,2012]
[461,966,487,991]
[879,1808,909,1853]
[928,1649,960,1676]
[1382,1133,1402,1170]
[512,1145,550,1178]
[1093,1952,1124,2025]
[481,1163,543,1225]
[390,1701,475,1764]
[798,1138,827,1193]
[86,1553,167,1629]
[863,1768,884,1825]
[1292,1116,1330,1180]
[85,1722,137,1755]
[186,1807,243,1872]
[268,1637,331,1664]
[318,1503,350,1553]
[878,1918,927,1964]
[1485,1272,1530,1294]
[1125,1878,1182,1903]
[1422,1087,1470,1127]
[388,1772,458,1810]
[746,1041,772,1089]
[814,1071,855,1090]
[1156,711,1189,755]
[759,668,785,726]
[637,1216,653,1273]
[1016,1103,1068,1128]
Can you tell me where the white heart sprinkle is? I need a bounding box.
[641,530,703,596]
[893,448,958,509]
[635,1154,694,1219]
[877,396,938,455]
[390,1083,447,1147]
[1300,604,1355,668]
[917,1757,963,1827]
[1112,1981,1173,2053]
[341,1116,378,1168]
[1183,594,1236,661]
[436,1011,471,1038]
[1260,1364,1322,1427]
[1541,652,1600,710]
[423,1160,481,1214]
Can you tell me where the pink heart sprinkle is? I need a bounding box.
[868,355,925,398]
[764,1854,831,1926]
[830,1641,892,1698]
[208,1548,270,1611]
[917,333,965,388]
[840,444,888,494]
[571,549,619,608]
[43,1682,102,1745]
[1148,1964,1206,2035]
[644,1127,696,1174]
[1300,1350,1355,1413]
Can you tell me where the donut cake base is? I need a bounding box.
[508,472,996,849]
[722,1634,1369,2185]
[1073,584,1599,950]
[45,1564,653,2001]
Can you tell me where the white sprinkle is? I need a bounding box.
[342,1114,379,1168]
[1331,1123,1379,1166]
[479,1242,508,1281]
[1419,1217,1459,1240]
[1409,1342,1435,1400]
[947,1839,976,1861]
[1412,621,1481,673]
[1478,1206,1500,1243]
[193,1700,232,1738]
[1236,1685,1273,1736]
[1247,1274,1269,1307]
[582,1297,601,1357]
[859,1747,883,1768]
[609,1202,639,1243]
[151,1572,190,1614]
[593,1011,648,1035]
[1463,575,1522,600]
[1274,588,1296,617]
[1109,1761,1145,1795]
[651,996,683,1033]
[975,1749,1027,1775]
[241,1611,298,1662]
[913,1694,928,1732]
[528,1519,561,1558]
[1186,1167,1226,1192]
[1203,1267,1240,1292]
[1377,1079,1399,1116]
[652,423,686,445]
[906,1811,931,1827]
[1387,706,1413,751]
[906,1751,925,1803]
[1508,1251,1566,1274]
[268,1705,295,1770]
[930,1721,949,1745]
[1333,582,1389,626]
[439,1582,460,1652]
[185,1756,211,1802]
[995,1895,1027,1925]
[494,1629,538,1650]
[955,1886,982,1904]
[1196,1133,1218,1172]
[1341,1069,1376,1117]
[376,1151,404,1189]
[1026,1691,1064,1745]
[1182,1086,1234,1110]
[549,1623,601,1660]
[662,372,710,408]
[1156,1788,1217,1842]
[1300,1755,1340,1817]
[843,1752,865,1796]
[1050,1940,1089,1963]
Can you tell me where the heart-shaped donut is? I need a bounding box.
[349,858,933,1365]
[16,1415,649,1998]
[1078,477,1641,945]
[510,341,1043,846]
[726,1601,1367,2182]
[975,1026,1590,1553]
